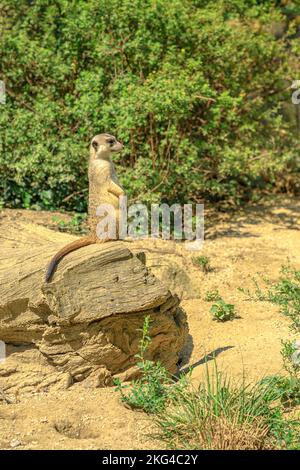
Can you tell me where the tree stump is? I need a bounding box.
[0,220,188,392]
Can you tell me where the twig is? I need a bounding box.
[62,188,88,203]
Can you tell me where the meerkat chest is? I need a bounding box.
[89,160,120,190]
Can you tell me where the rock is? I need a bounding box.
[0,221,188,393]
[131,246,200,299]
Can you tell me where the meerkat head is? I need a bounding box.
[90,133,123,160]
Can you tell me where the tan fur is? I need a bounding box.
[45,133,124,282]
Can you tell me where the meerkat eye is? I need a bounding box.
[92,141,98,150]
[107,138,115,145]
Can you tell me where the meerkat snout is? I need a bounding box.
[91,133,123,159]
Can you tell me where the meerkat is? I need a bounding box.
[45,133,125,282]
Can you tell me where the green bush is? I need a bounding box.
[0,0,299,211]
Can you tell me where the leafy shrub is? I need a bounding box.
[114,316,187,413]
[0,0,300,211]
[210,299,237,322]
[114,361,171,414]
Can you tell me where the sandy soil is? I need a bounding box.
[0,197,299,449]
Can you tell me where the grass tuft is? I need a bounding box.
[154,364,299,450]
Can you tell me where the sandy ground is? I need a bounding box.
[0,197,299,449]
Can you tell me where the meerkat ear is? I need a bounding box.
[92,141,98,150]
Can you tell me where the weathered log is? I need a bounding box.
[0,220,188,391]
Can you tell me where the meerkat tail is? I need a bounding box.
[45,236,96,282]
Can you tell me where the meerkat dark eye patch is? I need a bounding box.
[92,141,98,149]
[107,138,115,145]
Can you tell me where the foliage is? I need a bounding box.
[155,363,300,450]
[192,255,211,272]
[205,289,222,302]
[238,263,300,331]
[51,212,87,234]
[114,316,187,413]
[0,0,300,211]
[210,298,237,322]
[281,339,300,376]
[238,264,300,411]
[262,374,300,409]
[115,317,299,449]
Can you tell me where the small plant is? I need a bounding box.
[192,256,211,273]
[210,299,237,322]
[52,215,67,230]
[260,338,300,410]
[238,264,300,332]
[238,276,268,301]
[261,375,300,409]
[281,339,300,376]
[52,213,87,235]
[114,316,182,414]
[205,289,221,302]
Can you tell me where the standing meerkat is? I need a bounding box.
[45,133,125,282]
